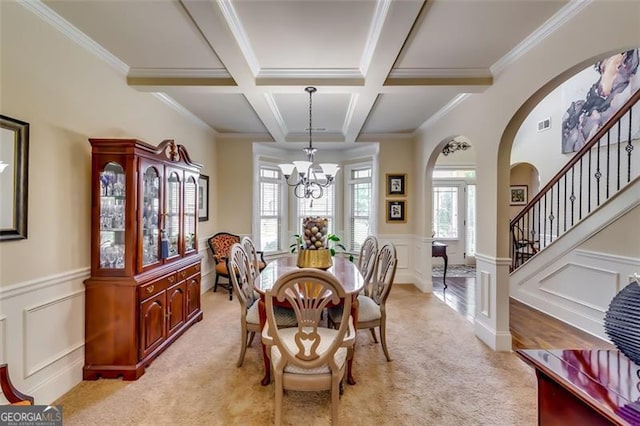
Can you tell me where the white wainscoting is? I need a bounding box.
[23,290,85,378]
[0,267,88,404]
[0,316,6,364]
[0,241,214,405]
[511,249,640,340]
[378,234,418,285]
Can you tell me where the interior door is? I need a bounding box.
[433,181,476,265]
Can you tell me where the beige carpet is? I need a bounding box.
[56,285,537,425]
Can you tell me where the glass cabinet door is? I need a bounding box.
[184,176,197,252]
[99,162,126,270]
[142,166,160,267]
[100,162,126,269]
[165,171,180,258]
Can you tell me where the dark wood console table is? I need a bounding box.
[432,242,448,289]
[517,349,640,425]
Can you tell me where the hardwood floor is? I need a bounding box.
[432,276,614,350]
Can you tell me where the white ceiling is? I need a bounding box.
[43,0,569,149]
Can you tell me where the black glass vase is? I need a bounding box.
[604,281,640,366]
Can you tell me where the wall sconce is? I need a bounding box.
[442,140,471,156]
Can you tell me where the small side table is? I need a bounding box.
[432,242,448,289]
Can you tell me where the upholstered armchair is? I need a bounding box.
[207,232,241,300]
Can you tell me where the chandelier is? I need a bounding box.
[278,87,339,200]
[442,139,471,156]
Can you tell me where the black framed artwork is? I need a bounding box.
[510,185,528,206]
[198,174,209,222]
[386,173,406,196]
[0,115,29,241]
[386,200,406,223]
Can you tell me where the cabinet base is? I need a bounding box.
[83,309,203,381]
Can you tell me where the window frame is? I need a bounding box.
[344,161,374,253]
[255,161,287,253]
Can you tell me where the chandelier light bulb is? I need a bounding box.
[279,87,340,200]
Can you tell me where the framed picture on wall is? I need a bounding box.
[510,185,528,206]
[386,200,406,223]
[198,174,209,222]
[386,173,406,196]
[0,115,29,241]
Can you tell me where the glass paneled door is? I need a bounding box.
[433,180,476,265]
[165,170,181,259]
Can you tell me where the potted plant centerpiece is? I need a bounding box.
[291,217,353,269]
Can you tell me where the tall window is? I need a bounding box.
[259,165,284,252]
[346,164,373,252]
[433,186,458,238]
[297,185,334,235]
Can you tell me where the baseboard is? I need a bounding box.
[474,319,512,352]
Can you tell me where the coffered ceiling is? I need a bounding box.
[43,0,569,149]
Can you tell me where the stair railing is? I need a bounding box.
[510,88,640,271]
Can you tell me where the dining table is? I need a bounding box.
[254,255,365,386]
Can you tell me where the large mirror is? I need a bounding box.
[0,115,29,241]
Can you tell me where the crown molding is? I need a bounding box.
[128,67,232,79]
[217,0,261,77]
[418,93,471,132]
[356,132,414,142]
[388,67,491,79]
[491,0,593,76]
[263,93,288,136]
[19,0,129,75]
[218,132,274,142]
[153,93,215,132]
[359,0,392,76]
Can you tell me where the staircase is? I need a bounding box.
[510,88,640,271]
[509,89,640,340]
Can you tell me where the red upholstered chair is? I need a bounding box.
[207,232,241,300]
[1,364,34,405]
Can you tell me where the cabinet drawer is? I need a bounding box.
[178,262,201,280]
[138,273,176,299]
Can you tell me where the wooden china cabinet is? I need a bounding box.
[84,138,203,380]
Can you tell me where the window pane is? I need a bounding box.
[260,218,280,252]
[259,165,282,252]
[433,169,476,179]
[433,186,458,238]
[350,181,371,250]
[260,168,279,179]
[352,168,371,179]
[466,184,476,256]
[351,218,369,251]
[260,182,279,216]
[298,185,334,233]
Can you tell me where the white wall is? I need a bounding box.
[0,2,217,404]
[414,1,640,350]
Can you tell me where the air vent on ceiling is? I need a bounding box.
[537,117,551,132]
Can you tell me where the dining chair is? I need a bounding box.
[207,232,241,300]
[228,244,296,367]
[261,268,356,426]
[329,242,397,361]
[240,236,267,279]
[358,235,378,291]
